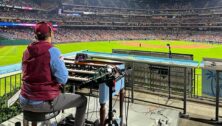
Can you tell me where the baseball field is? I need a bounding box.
[0,40,222,66]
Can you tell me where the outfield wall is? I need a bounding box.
[0,40,31,46]
[0,38,221,46]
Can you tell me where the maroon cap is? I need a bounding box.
[34,22,53,36]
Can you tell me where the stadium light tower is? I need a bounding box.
[167,44,172,99]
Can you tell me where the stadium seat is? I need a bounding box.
[23,110,60,126]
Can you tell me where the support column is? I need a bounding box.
[183,67,187,115]
[215,70,220,121]
[119,89,125,126]
[179,67,189,118]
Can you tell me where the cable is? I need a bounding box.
[125,68,172,125]
[85,82,101,123]
[50,101,58,126]
[129,102,150,114]
[125,68,133,126]
[86,93,91,119]
[86,110,100,114]
[125,89,130,126]
[89,96,95,121]
[89,90,99,121]
[154,73,170,124]
[144,81,170,126]
[124,86,131,126]
[96,90,99,119]
[112,93,119,108]
[86,83,93,120]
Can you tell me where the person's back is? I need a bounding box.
[22,41,60,101]
[19,22,87,126]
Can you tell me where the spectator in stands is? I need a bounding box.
[19,22,87,126]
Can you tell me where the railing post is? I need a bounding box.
[10,76,12,94]
[215,70,220,121]
[4,77,6,96]
[197,74,199,98]
[20,73,22,87]
[131,62,134,103]
[0,77,1,96]
[15,75,17,92]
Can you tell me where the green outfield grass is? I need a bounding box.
[1,40,222,66]
[1,40,222,96]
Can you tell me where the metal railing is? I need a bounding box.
[0,71,22,123]
[0,68,220,123]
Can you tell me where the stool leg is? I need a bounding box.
[31,122,37,126]
[23,119,29,126]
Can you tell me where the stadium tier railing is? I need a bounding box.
[0,71,22,123]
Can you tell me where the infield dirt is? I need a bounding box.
[121,41,214,49]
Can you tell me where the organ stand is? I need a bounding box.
[103,74,125,126]
[64,54,125,126]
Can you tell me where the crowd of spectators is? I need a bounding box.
[67,0,222,10]
[0,0,216,10]
[1,3,222,29]
[1,0,222,12]
[1,0,222,44]
[0,28,34,41]
[0,0,41,8]
[0,28,152,42]
[0,7,61,21]
[1,0,222,28]
[1,28,222,44]
[152,32,222,43]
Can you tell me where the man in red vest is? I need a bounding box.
[19,22,87,126]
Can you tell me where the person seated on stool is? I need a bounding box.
[19,22,87,126]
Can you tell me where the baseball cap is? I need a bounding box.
[34,22,54,36]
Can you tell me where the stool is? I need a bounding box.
[23,110,60,126]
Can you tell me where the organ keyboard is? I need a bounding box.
[68,76,90,82]
[67,69,97,74]
[64,56,125,126]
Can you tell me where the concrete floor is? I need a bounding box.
[1,90,222,126]
[1,96,179,126]
[132,91,222,119]
[84,97,179,126]
[130,91,222,126]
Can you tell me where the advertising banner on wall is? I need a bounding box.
[202,69,222,97]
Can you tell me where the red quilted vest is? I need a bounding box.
[21,41,60,101]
